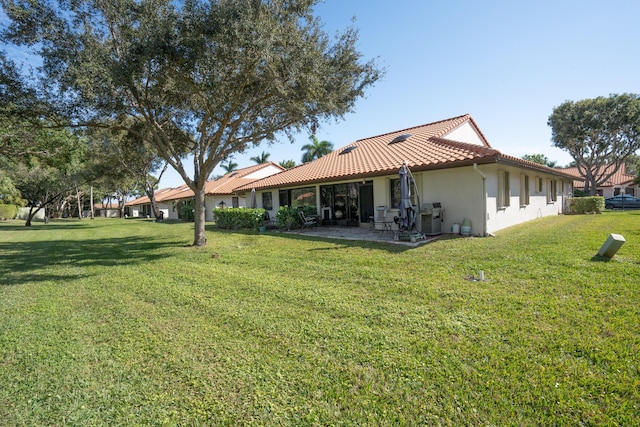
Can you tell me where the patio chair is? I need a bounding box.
[372,206,393,234]
[298,210,318,228]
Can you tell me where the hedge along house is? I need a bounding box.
[235,114,575,236]
[126,162,285,221]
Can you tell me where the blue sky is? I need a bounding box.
[175,0,639,188]
[3,1,639,188]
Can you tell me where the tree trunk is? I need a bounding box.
[117,191,126,218]
[58,200,67,218]
[75,185,83,220]
[90,185,94,220]
[25,205,42,227]
[192,180,207,246]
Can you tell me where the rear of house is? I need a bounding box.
[237,115,574,236]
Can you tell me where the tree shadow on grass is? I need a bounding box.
[0,236,176,286]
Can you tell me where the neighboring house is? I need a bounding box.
[562,163,638,198]
[94,203,121,218]
[125,162,285,220]
[235,114,576,236]
[126,187,175,218]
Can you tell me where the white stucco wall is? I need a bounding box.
[443,122,486,146]
[252,164,571,236]
[156,205,171,220]
[416,167,487,236]
[16,207,45,220]
[483,164,570,234]
[245,164,284,179]
[206,195,246,222]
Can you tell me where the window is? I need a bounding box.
[498,170,510,208]
[390,179,417,209]
[547,179,557,203]
[319,183,359,223]
[520,174,530,206]
[232,197,239,208]
[536,177,543,193]
[278,190,290,207]
[290,186,316,207]
[262,192,273,210]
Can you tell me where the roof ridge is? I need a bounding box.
[355,114,471,143]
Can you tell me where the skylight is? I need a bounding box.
[339,146,358,155]
[389,134,412,144]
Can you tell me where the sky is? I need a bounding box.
[3,1,640,189]
[165,0,639,189]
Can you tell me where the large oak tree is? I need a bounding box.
[548,93,640,195]
[1,0,381,245]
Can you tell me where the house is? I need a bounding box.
[562,163,638,198]
[234,114,576,236]
[125,187,176,218]
[126,162,285,220]
[93,202,121,218]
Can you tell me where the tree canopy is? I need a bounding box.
[301,135,333,163]
[1,0,382,245]
[521,154,558,168]
[548,93,640,195]
[279,159,296,169]
[250,151,271,164]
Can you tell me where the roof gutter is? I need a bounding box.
[473,163,488,237]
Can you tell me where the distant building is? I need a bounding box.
[126,162,285,220]
[563,163,638,197]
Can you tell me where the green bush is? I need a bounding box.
[180,203,195,222]
[275,206,299,229]
[568,196,604,214]
[212,208,265,229]
[275,205,317,229]
[0,204,18,220]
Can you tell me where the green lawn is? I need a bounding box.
[1,214,638,426]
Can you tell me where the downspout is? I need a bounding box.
[473,163,488,236]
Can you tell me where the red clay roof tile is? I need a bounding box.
[236,114,567,191]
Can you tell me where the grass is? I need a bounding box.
[0,213,639,426]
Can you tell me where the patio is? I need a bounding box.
[281,225,441,247]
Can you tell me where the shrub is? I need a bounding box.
[275,205,317,229]
[180,203,195,222]
[0,204,18,220]
[213,208,265,229]
[275,206,299,229]
[568,196,604,214]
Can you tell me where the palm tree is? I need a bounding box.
[301,135,333,163]
[250,151,271,164]
[279,159,297,169]
[221,160,238,173]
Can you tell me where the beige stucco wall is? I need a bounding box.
[482,164,570,234]
[415,166,487,236]
[206,195,246,222]
[253,164,571,236]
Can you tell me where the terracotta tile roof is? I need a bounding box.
[125,162,284,205]
[93,203,120,209]
[562,163,637,188]
[205,162,285,195]
[236,114,574,191]
[156,185,192,202]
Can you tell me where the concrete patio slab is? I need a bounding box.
[281,226,440,247]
